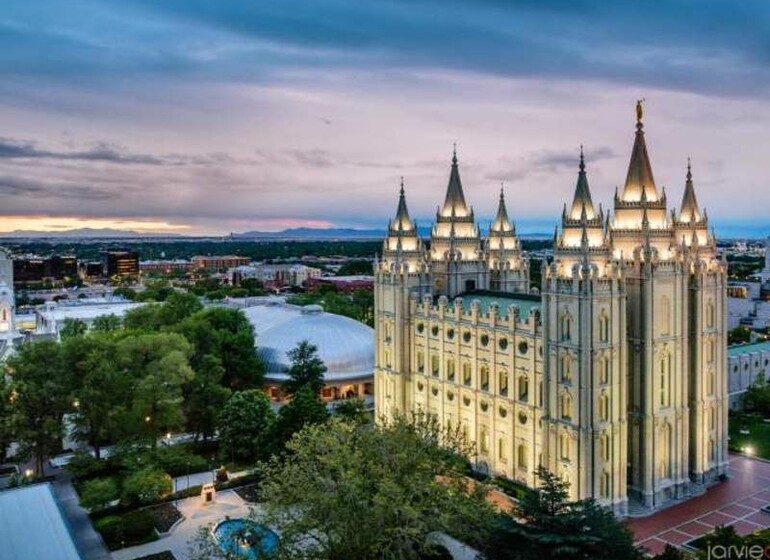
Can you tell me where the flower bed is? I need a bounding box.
[145,502,183,534]
[233,483,260,503]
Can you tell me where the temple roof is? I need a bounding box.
[621,103,659,202]
[440,146,470,218]
[569,148,597,220]
[679,160,702,223]
[490,185,514,233]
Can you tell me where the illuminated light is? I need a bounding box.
[744,446,754,456]
[145,416,151,423]
[24,469,33,478]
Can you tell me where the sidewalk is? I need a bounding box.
[172,469,250,493]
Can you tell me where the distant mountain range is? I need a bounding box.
[232,227,553,240]
[0,228,184,239]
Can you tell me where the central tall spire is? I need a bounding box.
[440,144,470,218]
[621,100,658,202]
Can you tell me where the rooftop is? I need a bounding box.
[451,291,541,319]
[728,340,770,357]
[0,483,81,560]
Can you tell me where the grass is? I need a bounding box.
[729,412,770,459]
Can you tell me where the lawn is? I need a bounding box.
[728,413,770,459]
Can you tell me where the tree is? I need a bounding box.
[5,341,70,476]
[113,286,137,301]
[0,375,13,463]
[250,416,494,560]
[484,466,643,560]
[175,307,264,389]
[157,291,202,326]
[653,544,688,560]
[79,477,119,510]
[283,341,326,397]
[333,397,370,425]
[123,304,163,331]
[91,314,122,332]
[184,355,231,442]
[728,325,752,345]
[270,386,329,453]
[121,468,172,505]
[744,376,770,415]
[117,333,195,445]
[63,335,129,458]
[60,318,88,340]
[218,390,274,462]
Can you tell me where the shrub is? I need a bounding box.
[66,451,110,480]
[79,477,119,510]
[150,446,208,478]
[122,468,172,506]
[95,511,157,550]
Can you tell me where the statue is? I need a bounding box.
[636,99,645,123]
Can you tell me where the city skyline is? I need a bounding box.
[0,0,768,236]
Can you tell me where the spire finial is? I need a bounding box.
[399,176,405,195]
[500,182,505,199]
[636,98,645,126]
[579,144,585,172]
[686,157,692,181]
[452,142,457,165]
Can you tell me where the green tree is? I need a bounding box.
[113,286,137,301]
[175,307,264,389]
[253,416,493,560]
[184,355,231,442]
[79,477,119,510]
[333,397,370,425]
[122,304,163,331]
[744,376,770,415]
[283,340,327,397]
[0,375,13,463]
[218,390,274,462]
[728,325,752,345]
[60,318,88,340]
[5,341,70,476]
[240,277,265,296]
[269,386,329,453]
[157,291,202,326]
[63,335,129,458]
[485,466,643,560]
[121,468,172,505]
[91,314,122,332]
[653,544,688,560]
[117,333,195,445]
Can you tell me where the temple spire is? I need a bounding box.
[621,100,658,202]
[569,146,596,220]
[391,176,414,231]
[491,184,514,232]
[679,158,702,223]
[440,145,469,218]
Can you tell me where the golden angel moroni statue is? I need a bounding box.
[636,99,645,123]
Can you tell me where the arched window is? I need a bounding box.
[601,432,610,462]
[431,355,440,377]
[517,444,528,471]
[480,427,489,454]
[462,363,472,386]
[599,311,609,343]
[561,312,573,341]
[417,351,425,373]
[708,438,715,463]
[498,370,509,396]
[384,350,391,369]
[707,369,715,396]
[561,355,573,383]
[447,360,456,382]
[707,340,715,364]
[599,393,609,422]
[560,392,572,421]
[560,433,570,461]
[706,301,715,329]
[480,366,490,391]
[659,296,671,336]
[518,374,529,402]
[498,437,507,463]
[600,471,611,499]
[599,355,610,385]
[659,423,672,479]
[659,354,670,407]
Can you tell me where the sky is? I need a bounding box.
[0,0,768,237]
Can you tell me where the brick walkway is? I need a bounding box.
[628,455,770,556]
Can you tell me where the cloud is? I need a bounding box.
[484,146,617,183]
[0,175,116,200]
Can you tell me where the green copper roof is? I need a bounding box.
[451,291,541,319]
[728,341,770,357]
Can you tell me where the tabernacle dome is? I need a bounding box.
[242,300,374,402]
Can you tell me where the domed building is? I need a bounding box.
[242,299,374,404]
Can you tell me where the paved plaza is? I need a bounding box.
[110,489,256,560]
[629,454,770,556]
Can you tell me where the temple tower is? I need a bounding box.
[542,151,628,515]
[487,186,529,293]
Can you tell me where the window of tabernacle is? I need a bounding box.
[498,370,509,396]
[518,374,529,402]
[462,362,472,386]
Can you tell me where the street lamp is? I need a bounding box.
[744,445,755,456]
[24,468,33,479]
